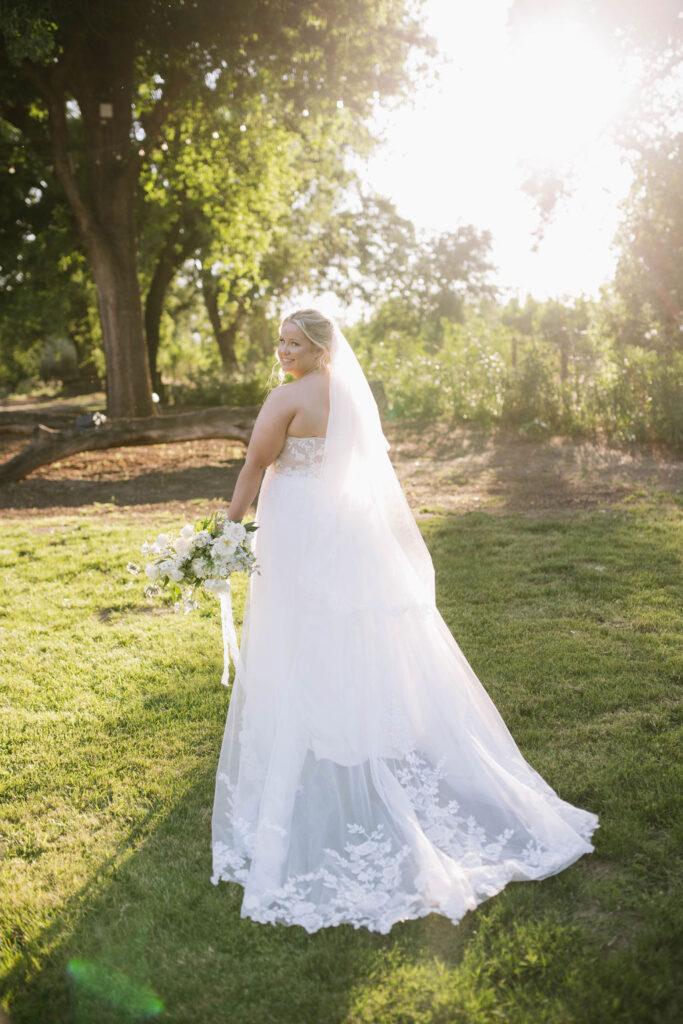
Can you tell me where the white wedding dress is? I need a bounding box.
[211,330,598,935]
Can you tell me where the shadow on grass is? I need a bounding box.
[0,461,244,513]
[1,756,480,1024]
[1,637,479,1024]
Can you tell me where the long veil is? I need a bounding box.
[299,323,436,619]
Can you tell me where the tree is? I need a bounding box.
[0,0,429,417]
[613,131,683,356]
[0,119,100,387]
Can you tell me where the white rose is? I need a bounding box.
[213,536,237,559]
[168,566,184,583]
[174,536,194,557]
[224,521,247,544]
[151,533,170,554]
[180,524,195,540]
[145,562,161,580]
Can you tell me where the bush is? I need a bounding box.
[500,347,560,432]
[166,364,269,409]
[349,304,682,446]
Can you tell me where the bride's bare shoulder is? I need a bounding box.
[293,372,329,393]
[275,374,328,399]
[263,382,297,410]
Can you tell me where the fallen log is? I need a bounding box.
[0,410,87,431]
[0,424,37,438]
[0,406,256,485]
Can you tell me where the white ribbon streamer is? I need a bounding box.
[219,585,240,687]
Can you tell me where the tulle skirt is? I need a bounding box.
[211,464,598,933]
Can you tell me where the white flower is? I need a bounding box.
[194,529,212,548]
[190,557,209,578]
[151,533,170,554]
[145,562,161,581]
[224,521,246,544]
[173,535,194,557]
[141,541,151,556]
[168,566,184,583]
[213,536,237,559]
[126,562,140,575]
[180,523,195,540]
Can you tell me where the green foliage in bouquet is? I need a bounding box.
[129,512,258,612]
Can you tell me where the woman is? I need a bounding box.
[211,308,598,934]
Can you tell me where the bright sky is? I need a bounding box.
[356,0,640,303]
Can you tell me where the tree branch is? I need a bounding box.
[123,69,192,190]
[0,407,256,485]
[21,62,93,238]
[0,98,32,135]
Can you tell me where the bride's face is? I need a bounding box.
[277,321,321,378]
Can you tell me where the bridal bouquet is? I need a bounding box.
[128,511,258,686]
[127,509,255,610]
[129,510,258,613]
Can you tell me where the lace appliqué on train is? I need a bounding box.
[210,749,594,933]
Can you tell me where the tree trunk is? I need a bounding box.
[0,408,256,485]
[217,319,240,369]
[26,31,178,420]
[202,275,240,369]
[145,209,202,396]
[145,245,177,398]
[89,213,155,418]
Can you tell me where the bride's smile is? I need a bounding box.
[277,321,324,379]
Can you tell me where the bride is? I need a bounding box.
[211,308,598,934]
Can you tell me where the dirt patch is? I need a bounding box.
[0,415,680,522]
[388,421,682,516]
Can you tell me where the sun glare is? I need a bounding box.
[362,0,643,298]
[505,19,629,163]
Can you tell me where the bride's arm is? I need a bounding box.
[226,387,295,520]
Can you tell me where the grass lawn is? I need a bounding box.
[0,500,681,1024]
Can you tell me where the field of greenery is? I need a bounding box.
[1,495,681,1024]
[102,298,682,451]
[348,307,683,447]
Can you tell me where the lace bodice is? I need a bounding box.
[272,435,326,477]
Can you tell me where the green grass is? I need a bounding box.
[1,503,681,1024]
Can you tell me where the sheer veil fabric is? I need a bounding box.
[211,324,598,933]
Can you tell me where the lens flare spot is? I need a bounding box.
[66,959,164,1015]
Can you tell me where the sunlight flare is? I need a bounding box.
[504,18,632,163]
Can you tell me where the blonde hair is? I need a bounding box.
[281,308,335,370]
